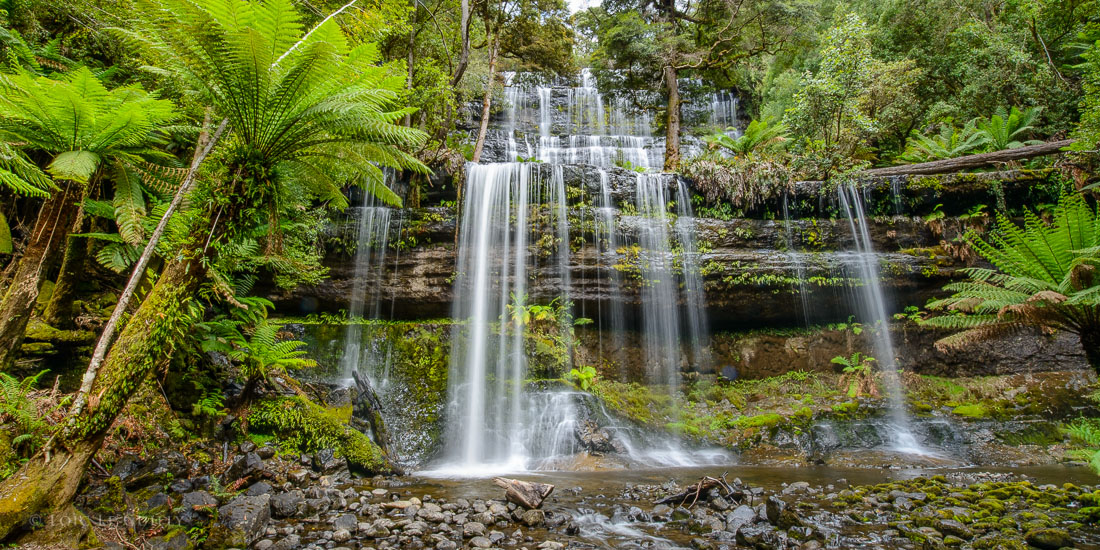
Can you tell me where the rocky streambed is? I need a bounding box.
[79,439,1100,550]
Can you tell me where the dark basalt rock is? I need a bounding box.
[177,490,217,526]
[207,494,272,548]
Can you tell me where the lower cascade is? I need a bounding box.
[429,162,725,475]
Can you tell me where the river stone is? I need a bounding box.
[273,533,301,550]
[470,536,492,548]
[333,513,358,532]
[521,509,545,527]
[332,528,352,543]
[436,541,457,550]
[168,478,192,494]
[936,519,973,539]
[726,505,757,532]
[1025,528,1073,549]
[146,529,191,550]
[765,496,785,524]
[225,452,264,483]
[671,506,692,521]
[246,481,274,496]
[208,494,271,548]
[270,490,303,518]
[464,521,487,537]
[652,504,671,519]
[709,496,731,512]
[177,490,217,526]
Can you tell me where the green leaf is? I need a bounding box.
[47,150,101,183]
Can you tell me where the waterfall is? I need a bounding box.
[781,195,812,326]
[674,179,711,370]
[430,70,725,476]
[497,69,658,169]
[837,184,921,453]
[441,163,571,472]
[595,169,627,369]
[339,191,393,386]
[633,173,683,387]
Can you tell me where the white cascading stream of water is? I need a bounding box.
[428,70,734,475]
[675,179,712,369]
[837,184,921,453]
[781,194,812,326]
[339,189,393,387]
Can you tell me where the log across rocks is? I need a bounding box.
[493,477,554,509]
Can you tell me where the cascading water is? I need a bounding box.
[837,184,922,454]
[781,195,812,326]
[675,179,711,368]
[440,163,570,472]
[430,70,727,475]
[339,191,393,386]
[594,170,627,369]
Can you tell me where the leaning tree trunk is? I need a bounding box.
[470,31,499,163]
[0,182,83,370]
[663,65,682,172]
[42,211,89,328]
[0,251,203,543]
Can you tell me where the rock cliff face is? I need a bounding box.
[269,164,972,328]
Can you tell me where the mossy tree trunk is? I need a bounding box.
[42,214,90,329]
[0,251,202,542]
[0,183,83,370]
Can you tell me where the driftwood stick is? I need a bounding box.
[656,474,735,507]
[493,477,554,510]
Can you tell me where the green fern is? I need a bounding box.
[703,117,789,157]
[117,0,431,208]
[900,118,988,162]
[925,191,1100,370]
[976,106,1042,151]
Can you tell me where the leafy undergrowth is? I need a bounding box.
[593,370,1098,452]
[906,371,1096,420]
[594,370,859,448]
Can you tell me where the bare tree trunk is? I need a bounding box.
[451,0,471,87]
[470,33,499,163]
[42,211,89,328]
[663,65,682,172]
[0,182,82,370]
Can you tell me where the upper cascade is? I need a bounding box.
[476,69,738,169]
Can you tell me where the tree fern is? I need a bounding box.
[926,191,1100,370]
[117,0,430,209]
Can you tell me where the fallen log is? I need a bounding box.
[493,477,554,509]
[863,139,1076,177]
[656,474,735,507]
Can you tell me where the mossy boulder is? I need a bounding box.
[1023,528,1073,550]
[248,395,390,474]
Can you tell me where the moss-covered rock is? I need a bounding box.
[248,395,390,474]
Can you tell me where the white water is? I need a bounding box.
[781,194,812,325]
[837,184,922,454]
[338,191,393,387]
[431,70,730,476]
